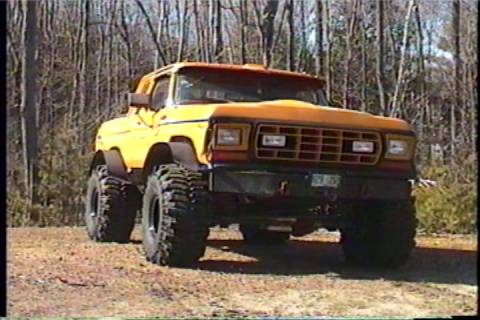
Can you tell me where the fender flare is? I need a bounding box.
[88,149,129,180]
[142,142,199,183]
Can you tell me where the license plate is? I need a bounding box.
[311,174,341,188]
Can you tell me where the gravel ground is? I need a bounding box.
[7,226,477,317]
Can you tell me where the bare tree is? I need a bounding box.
[413,0,427,158]
[213,0,223,62]
[192,0,203,61]
[20,0,39,213]
[252,0,279,67]
[286,0,294,71]
[176,0,189,62]
[390,0,415,117]
[324,0,332,100]
[451,0,461,158]
[119,0,133,78]
[135,0,167,66]
[343,0,359,107]
[79,0,89,147]
[239,0,248,64]
[314,0,323,78]
[375,0,387,115]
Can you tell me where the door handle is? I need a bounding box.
[160,115,167,120]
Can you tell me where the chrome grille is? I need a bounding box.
[255,124,382,165]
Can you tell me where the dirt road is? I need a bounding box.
[8,227,477,317]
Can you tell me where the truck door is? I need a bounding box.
[124,75,171,168]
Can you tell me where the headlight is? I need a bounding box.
[385,134,415,160]
[352,141,374,153]
[387,140,408,155]
[217,128,241,145]
[262,135,286,147]
[213,123,251,150]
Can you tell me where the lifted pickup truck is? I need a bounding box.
[85,62,417,268]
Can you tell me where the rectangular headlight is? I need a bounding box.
[384,134,415,160]
[352,141,374,153]
[262,135,286,147]
[217,128,241,145]
[387,140,408,155]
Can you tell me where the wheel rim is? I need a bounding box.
[149,196,161,235]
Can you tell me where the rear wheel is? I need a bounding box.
[340,200,417,268]
[240,224,290,245]
[84,165,139,243]
[142,164,210,267]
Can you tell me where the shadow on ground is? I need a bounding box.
[198,239,477,285]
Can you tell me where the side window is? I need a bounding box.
[151,77,170,110]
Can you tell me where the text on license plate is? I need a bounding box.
[311,174,341,188]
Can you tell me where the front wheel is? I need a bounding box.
[340,200,417,269]
[142,164,210,267]
[84,165,139,243]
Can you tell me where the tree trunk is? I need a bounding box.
[451,0,461,160]
[286,0,294,71]
[360,0,368,112]
[21,0,39,215]
[135,0,167,66]
[413,0,427,161]
[375,0,387,115]
[193,0,203,61]
[253,0,279,67]
[155,0,164,68]
[106,1,116,108]
[324,0,332,100]
[213,0,223,62]
[390,0,415,118]
[239,0,247,64]
[176,0,189,62]
[314,0,323,77]
[79,0,89,149]
[343,0,359,108]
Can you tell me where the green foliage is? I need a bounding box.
[414,165,477,234]
[7,128,91,227]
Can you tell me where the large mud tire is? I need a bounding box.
[340,200,417,269]
[240,224,290,245]
[142,164,210,267]
[84,165,139,243]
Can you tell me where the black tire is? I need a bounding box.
[142,164,210,267]
[84,165,139,243]
[340,199,417,269]
[240,224,290,245]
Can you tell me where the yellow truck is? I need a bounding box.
[85,62,417,268]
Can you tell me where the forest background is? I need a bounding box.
[6,0,477,233]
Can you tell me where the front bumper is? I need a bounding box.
[210,164,414,201]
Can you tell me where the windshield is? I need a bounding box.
[175,68,329,106]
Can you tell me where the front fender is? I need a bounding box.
[142,142,200,183]
[88,149,129,180]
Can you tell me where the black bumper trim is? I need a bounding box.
[210,166,413,201]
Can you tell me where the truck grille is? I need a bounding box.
[255,124,382,165]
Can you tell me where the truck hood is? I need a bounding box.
[171,99,412,132]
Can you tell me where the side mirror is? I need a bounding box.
[126,92,150,108]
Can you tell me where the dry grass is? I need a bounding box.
[7,226,477,317]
